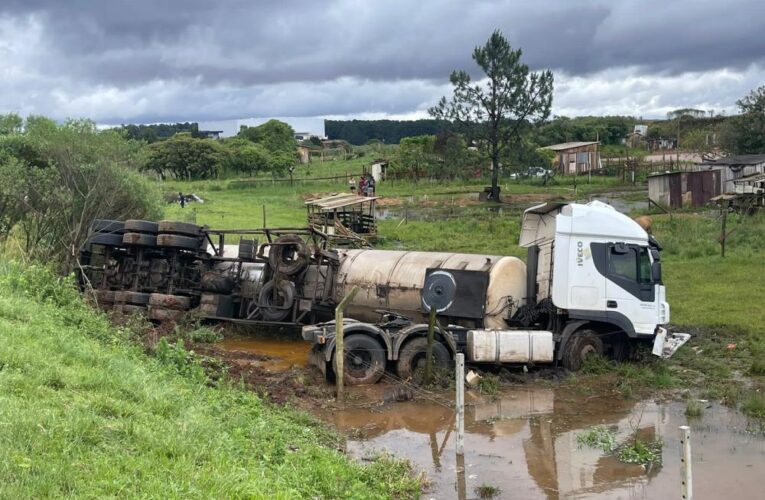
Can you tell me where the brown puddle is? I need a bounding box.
[215,336,311,372]
[318,386,765,499]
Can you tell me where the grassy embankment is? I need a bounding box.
[162,163,765,418]
[0,263,422,498]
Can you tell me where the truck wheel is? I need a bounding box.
[149,307,185,323]
[124,220,159,234]
[157,220,202,237]
[120,304,148,315]
[157,234,201,250]
[122,232,157,247]
[258,279,295,321]
[562,330,604,371]
[115,291,151,305]
[333,334,385,385]
[149,293,191,310]
[396,337,451,384]
[268,235,308,275]
[88,233,124,247]
[91,219,125,234]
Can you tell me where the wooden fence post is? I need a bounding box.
[335,286,360,399]
[425,308,437,385]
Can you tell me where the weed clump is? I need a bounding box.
[617,439,663,466]
[187,325,224,343]
[577,426,617,452]
[477,373,500,396]
[742,393,765,419]
[580,354,613,375]
[685,400,704,418]
[475,484,502,499]
[750,359,765,376]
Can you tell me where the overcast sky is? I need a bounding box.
[1,0,764,134]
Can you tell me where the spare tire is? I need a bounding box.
[149,293,191,310]
[91,219,125,234]
[157,220,202,237]
[122,232,157,247]
[258,279,296,321]
[88,233,124,247]
[201,272,235,293]
[124,220,159,234]
[268,235,309,276]
[157,234,201,250]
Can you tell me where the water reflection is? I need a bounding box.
[320,387,765,499]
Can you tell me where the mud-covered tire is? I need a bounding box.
[268,235,309,276]
[258,279,295,321]
[88,233,124,247]
[122,232,157,247]
[121,304,148,315]
[157,220,202,237]
[149,307,185,323]
[332,334,386,385]
[157,234,201,250]
[396,337,452,384]
[114,291,151,305]
[201,272,236,293]
[562,329,604,371]
[90,219,125,234]
[149,293,191,310]
[124,220,159,234]
[95,290,116,305]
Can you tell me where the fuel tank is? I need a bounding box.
[321,249,527,329]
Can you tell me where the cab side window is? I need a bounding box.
[609,247,637,281]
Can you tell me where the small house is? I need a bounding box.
[648,170,721,209]
[694,154,765,194]
[542,141,602,175]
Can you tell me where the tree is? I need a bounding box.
[430,30,553,200]
[0,113,23,135]
[144,135,224,180]
[238,119,297,154]
[396,135,437,181]
[720,86,765,154]
[223,138,272,175]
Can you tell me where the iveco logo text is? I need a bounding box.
[576,241,584,266]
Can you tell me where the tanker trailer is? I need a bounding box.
[302,201,690,385]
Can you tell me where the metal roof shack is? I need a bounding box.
[305,193,378,244]
[648,170,721,209]
[694,154,765,194]
[542,141,602,176]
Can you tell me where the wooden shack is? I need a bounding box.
[305,193,378,245]
[542,141,602,175]
[694,154,765,194]
[648,170,721,209]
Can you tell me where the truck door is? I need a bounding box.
[603,243,657,335]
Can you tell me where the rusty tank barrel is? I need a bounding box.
[317,249,527,329]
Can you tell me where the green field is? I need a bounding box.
[0,263,421,498]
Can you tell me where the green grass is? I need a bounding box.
[685,400,704,418]
[0,263,421,498]
[577,426,617,452]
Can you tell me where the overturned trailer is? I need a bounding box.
[80,201,687,385]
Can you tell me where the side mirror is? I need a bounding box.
[652,262,662,283]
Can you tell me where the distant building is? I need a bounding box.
[633,124,648,136]
[542,141,602,175]
[694,154,765,194]
[198,130,223,140]
[648,170,721,209]
[295,132,326,141]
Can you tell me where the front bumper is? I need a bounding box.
[652,327,690,358]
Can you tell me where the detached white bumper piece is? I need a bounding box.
[652,327,691,358]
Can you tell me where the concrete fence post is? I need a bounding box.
[455,353,465,455]
[679,425,693,500]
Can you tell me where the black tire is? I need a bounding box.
[157,234,201,250]
[157,220,202,237]
[258,279,295,321]
[396,337,452,384]
[562,330,604,371]
[88,233,124,247]
[95,290,116,304]
[332,334,386,385]
[149,293,191,310]
[122,232,157,247]
[238,239,257,260]
[124,220,159,234]
[268,235,309,276]
[201,272,236,293]
[115,291,151,305]
[90,219,125,234]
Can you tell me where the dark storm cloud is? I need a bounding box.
[1,0,764,123]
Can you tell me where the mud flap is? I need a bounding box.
[652,328,690,358]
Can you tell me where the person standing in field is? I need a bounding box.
[358,176,367,197]
[179,192,185,208]
[349,177,356,193]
